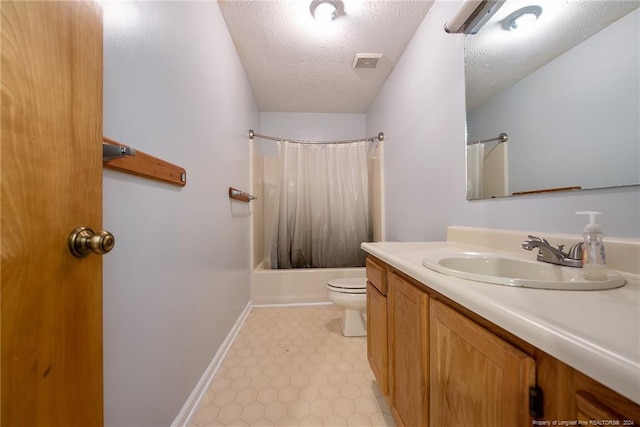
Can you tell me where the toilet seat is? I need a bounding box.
[327,277,366,294]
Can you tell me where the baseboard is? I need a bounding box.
[171,300,253,427]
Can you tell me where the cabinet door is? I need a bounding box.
[576,391,628,422]
[388,272,429,427]
[573,376,640,424]
[367,282,388,396]
[430,300,535,427]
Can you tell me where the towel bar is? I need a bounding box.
[229,187,257,203]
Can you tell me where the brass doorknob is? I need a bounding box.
[68,226,115,258]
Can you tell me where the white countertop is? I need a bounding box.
[361,241,640,404]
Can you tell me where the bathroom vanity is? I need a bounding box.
[362,227,640,427]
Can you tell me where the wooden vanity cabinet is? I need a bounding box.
[576,391,627,422]
[537,351,640,424]
[367,282,388,395]
[365,256,640,427]
[366,257,389,396]
[388,271,429,427]
[430,300,535,426]
[573,375,640,424]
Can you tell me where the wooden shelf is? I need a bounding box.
[102,137,186,187]
[228,187,257,203]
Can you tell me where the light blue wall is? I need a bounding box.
[367,0,640,240]
[102,2,258,425]
[258,112,366,156]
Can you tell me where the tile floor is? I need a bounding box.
[189,304,396,426]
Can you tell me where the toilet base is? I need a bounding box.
[341,308,367,337]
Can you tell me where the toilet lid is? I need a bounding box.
[327,277,367,294]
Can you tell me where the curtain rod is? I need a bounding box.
[467,132,508,146]
[248,129,384,145]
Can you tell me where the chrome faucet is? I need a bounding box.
[521,235,583,268]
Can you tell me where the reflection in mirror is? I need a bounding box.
[464,0,640,200]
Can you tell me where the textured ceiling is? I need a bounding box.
[219,0,638,114]
[465,0,640,110]
[218,0,434,113]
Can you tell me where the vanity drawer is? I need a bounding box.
[366,257,387,295]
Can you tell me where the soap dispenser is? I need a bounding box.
[576,211,607,281]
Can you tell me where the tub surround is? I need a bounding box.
[251,264,365,304]
[361,226,640,405]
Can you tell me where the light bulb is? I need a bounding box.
[503,6,542,32]
[312,1,337,23]
[510,12,537,30]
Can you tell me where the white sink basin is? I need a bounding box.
[421,249,625,290]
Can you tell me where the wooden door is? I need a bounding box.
[388,272,429,427]
[430,300,535,427]
[367,282,388,396]
[1,2,104,425]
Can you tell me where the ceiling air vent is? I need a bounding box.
[352,53,383,69]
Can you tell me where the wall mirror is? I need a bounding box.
[463,0,640,200]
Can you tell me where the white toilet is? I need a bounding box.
[327,277,367,337]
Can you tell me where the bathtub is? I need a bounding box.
[251,262,366,305]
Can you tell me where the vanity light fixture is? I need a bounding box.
[503,6,542,31]
[310,0,343,23]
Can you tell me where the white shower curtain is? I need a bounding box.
[269,140,372,268]
[466,144,484,199]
